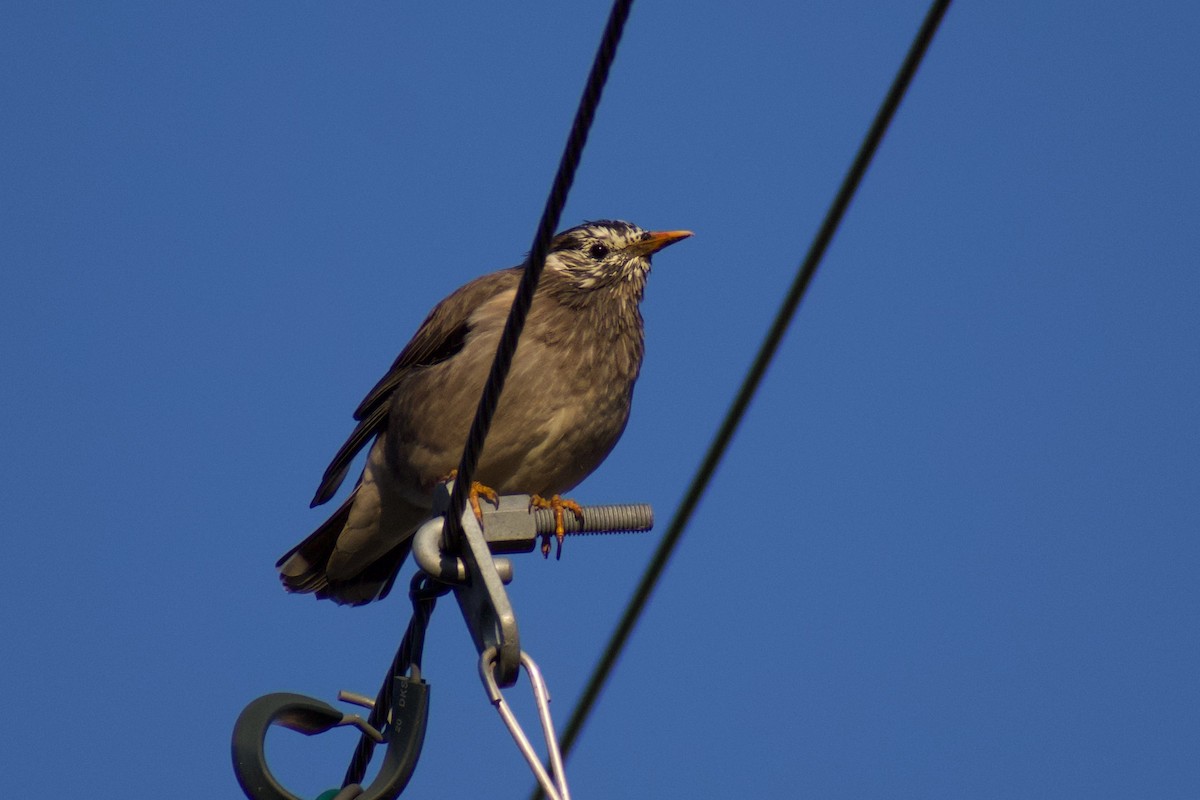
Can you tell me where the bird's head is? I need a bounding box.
[543,220,692,297]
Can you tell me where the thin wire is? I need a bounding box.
[445,0,635,544]
[536,1,954,794]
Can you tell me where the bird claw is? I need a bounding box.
[438,470,499,524]
[469,481,500,522]
[529,494,584,559]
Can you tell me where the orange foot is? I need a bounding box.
[439,470,500,523]
[529,494,584,559]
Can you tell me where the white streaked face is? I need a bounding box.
[545,220,653,290]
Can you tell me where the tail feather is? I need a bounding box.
[318,538,413,606]
[276,488,412,606]
[277,491,355,593]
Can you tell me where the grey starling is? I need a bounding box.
[278,220,692,605]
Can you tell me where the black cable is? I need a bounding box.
[445,0,635,543]
[343,575,448,787]
[341,0,637,788]
[537,1,954,793]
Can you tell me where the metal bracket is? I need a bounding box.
[419,483,654,688]
[430,481,523,686]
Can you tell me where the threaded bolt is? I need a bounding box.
[531,503,653,536]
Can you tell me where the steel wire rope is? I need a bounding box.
[444,0,635,539]
[534,1,954,795]
[341,0,637,788]
[342,575,447,787]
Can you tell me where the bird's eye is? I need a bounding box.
[587,243,609,260]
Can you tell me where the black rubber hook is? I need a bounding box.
[233,678,429,800]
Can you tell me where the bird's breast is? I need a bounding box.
[386,291,645,498]
[480,304,643,494]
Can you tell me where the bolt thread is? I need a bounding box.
[531,503,653,536]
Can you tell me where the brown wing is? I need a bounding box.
[309,267,524,507]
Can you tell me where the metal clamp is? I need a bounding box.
[414,492,654,571]
[438,480,522,686]
[416,483,653,687]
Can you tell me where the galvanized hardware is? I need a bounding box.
[414,491,653,577]
[417,482,653,688]
[428,480,523,686]
[480,647,572,800]
[236,486,651,798]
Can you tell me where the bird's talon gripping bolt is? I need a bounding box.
[529,494,584,559]
[562,498,585,527]
[529,495,551,557]
[557,498,584,561]
[469,481,500,523]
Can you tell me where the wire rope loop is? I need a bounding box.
[479,647,572,800]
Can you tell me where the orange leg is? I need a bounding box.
[468,481,500,522]
[439,470,500,523]
[529,494,584,559]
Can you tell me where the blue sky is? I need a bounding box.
[3,2,1199,797]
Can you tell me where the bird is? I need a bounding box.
[277,220,692,605]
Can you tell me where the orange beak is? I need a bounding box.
[628,229,694,257]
